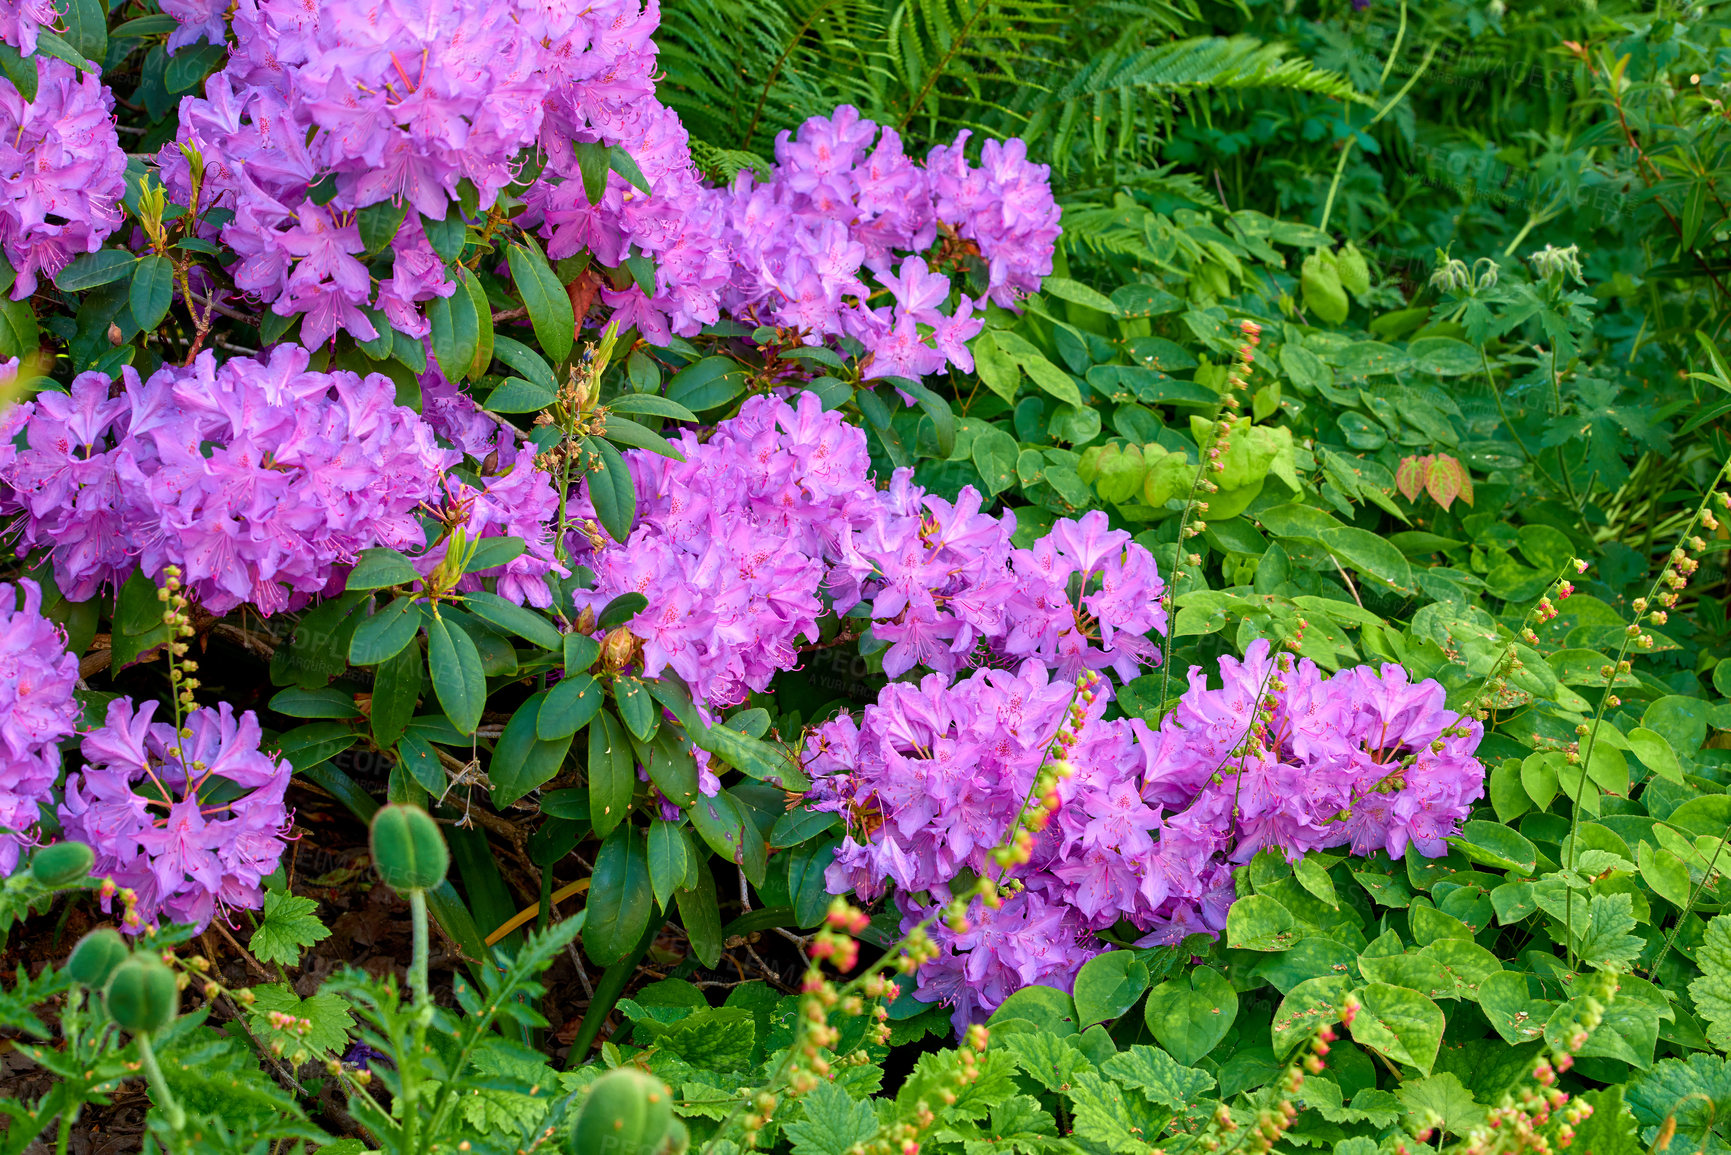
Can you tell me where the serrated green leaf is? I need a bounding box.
[248,891,331,969]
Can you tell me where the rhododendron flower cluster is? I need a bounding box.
[807,639,1485,1031]
[0,579,81,876]
[158,0,551,344]
[60,699,293,931]
[0,55,126,299]
[569,394,1162,707]
[519,0,730,343]
[0,347,560,612]
[699,107,1058,381]
[153,0,1057,366]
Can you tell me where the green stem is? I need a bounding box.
[409,888,430,1007]
[55,1104,72,1155]
[135,1031,187,1137]
[1318,44,1438,235]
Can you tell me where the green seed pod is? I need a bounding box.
[569,1067,675,1155]
[66,928,129,989]
[30,841,94,887]
[1337,242,1371,296]
[104,955,179,1033]
[369,804,449,892]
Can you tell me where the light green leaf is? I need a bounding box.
[248,891,330,969]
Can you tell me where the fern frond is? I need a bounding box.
[1027,35,1366,173]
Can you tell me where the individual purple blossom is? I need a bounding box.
[925,133,1061,308]
[59,698,293,931]
[0,0,59,56]
[0,54,126,298]
[0,579,81,876]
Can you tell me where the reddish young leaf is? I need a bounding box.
[1395,454,1431,502]
[1425,454,1470,511]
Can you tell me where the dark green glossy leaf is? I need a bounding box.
[589,710,634,839]
[346,547,419,591]
[370,640,422,747]
[268,686,360,720]
[507,241,575,365]
[348,597,423,666]
[489,691,576,808]
[426,612,486,735]
[585,824,653,966]
[647,820,692,908]
[585,435,636,544]
[129,255,174,332]
[462,589,560,650]
[55,250,136,292]
[538,673,603,740]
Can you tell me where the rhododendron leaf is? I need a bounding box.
[421,209,465,264]
[110,13,179,35]
[1350,983,1445,1074]
[608,147,653,195]
[369,643,421,749]
[1145,967,1238,1066]
[770,805,840,848]
[489,691,575,808]
[585,435,636,543]
[110,568,171,670]
[355,200,406,257]
[129,255,173,332]
[689,788,767,885]
[55,249,135,292]
[429,274,481,381]
[666,356,747,412]
[268,686,360,720]
[885,376,956,458]
[597,592,648,629]
[484,376,556,413]
[537,674,601,742]
[589,711,634,839]
[601,415,684,459]
[491,335,554,390]
[690,717,810,792]
[564,634,601,674]
[615,677,659,743]
[507,241,574,365]
[463,589,559,651]
[647,820,691,909]
[1074,951,1151,1028]
[275,721,361,771]
[163,42,224,93]
[348,597,423,666]
[607,393,698,423]
[347,548,419,591]
[396,737,443,800]
[53,0,105,66]
[573,139,610,205]
[426,613,486,735]
[585,825,654,967]
[676,865,723,969]
[787,839,837,928]
[0,44,35,100]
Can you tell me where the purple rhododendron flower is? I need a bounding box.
[0,347,562,612]
[568,395,1165,709]
[0,54,126,299]
[0,0,60,57]
[60,698,294,931]
[808,639,1485,1032]
[0,578,81,876]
